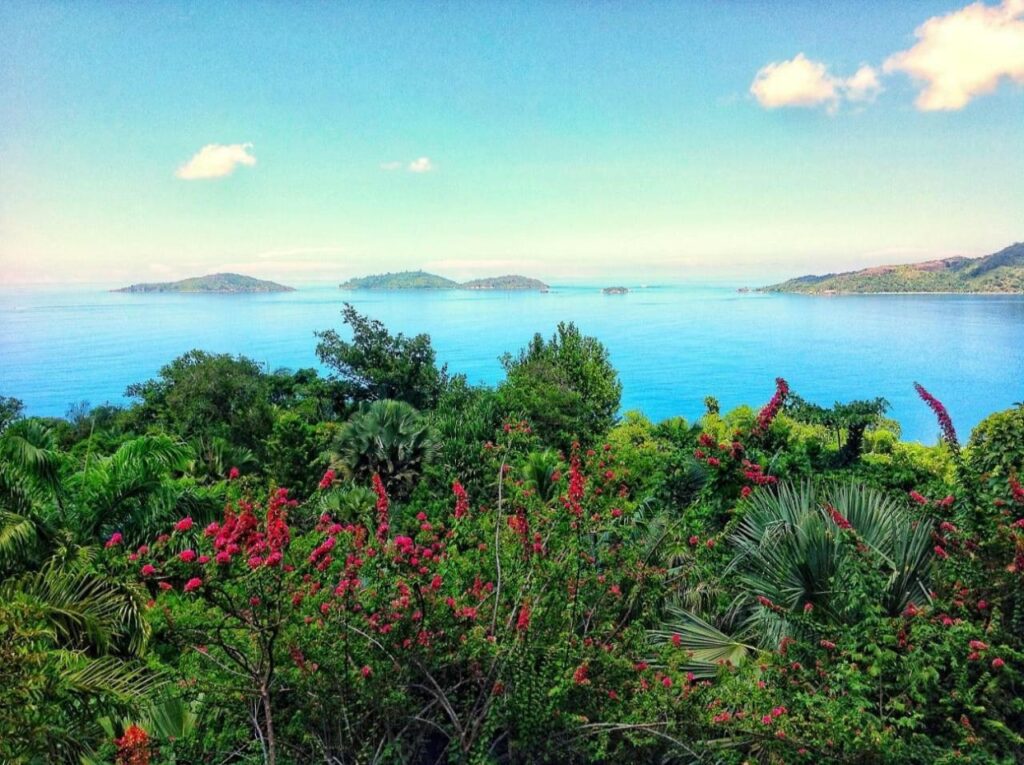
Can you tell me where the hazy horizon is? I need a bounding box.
[2,1,1023,285]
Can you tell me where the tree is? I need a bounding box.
[315,304,447,410]
[331,399,435,496]
[788,394,889,465]
[498,323,621,451]
[0,395,24,433]
[125,351,274,450]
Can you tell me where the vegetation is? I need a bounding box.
[762,241,1024,294]
[2,307,1023,763]
[340,271,548,291]
[114,272,295,293]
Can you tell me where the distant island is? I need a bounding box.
[114,273,295,294]
[602,286,629,295]
[761,242,1024,295]
[340,270,548,291]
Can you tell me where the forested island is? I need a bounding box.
[762,241,1024,294]
[340,270,549,291]
[2,304,1022,764]
[115,272,295,293]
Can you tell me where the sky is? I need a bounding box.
[1,0,1022,286]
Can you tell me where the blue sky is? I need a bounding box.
[1,0,1022,285]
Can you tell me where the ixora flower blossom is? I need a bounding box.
[114,724,150,765]
[914,382,959,451]
[227,466,240,480]
[174,516,194,533]
[183,577,203,593]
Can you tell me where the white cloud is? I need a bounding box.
[844,65,883,102]
[175,143,257,180]
[751,55,884,112]
[884,0,1024,111]
[750,54,839,109]
[407,156,435,173]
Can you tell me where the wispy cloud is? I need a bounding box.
[254,246,347,260]
[407,157,435,173]
[381,157,437,173]
[176,143,256,180]
[884,0,1024,111]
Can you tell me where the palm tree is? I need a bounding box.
[332,399,435,495]
[654,481,935,675]
[0,421,199,570]
[521,449,564,503]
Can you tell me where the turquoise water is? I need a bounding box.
[1,284,1022,443]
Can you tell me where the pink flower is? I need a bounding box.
[105,532,123,548]
[573,663,589,685]
[216,551,232,565]
[361,665,373,678]
[318,469,336,490]
[914,383,959,450]
[934,545,948,560]
[174,517,194,533]
[909,491,928,505]
[992,657,1005,670]
[178,549,197,563]
[755,378,789,434]
[968,640,988,651]
[140,564,157,577]
[228,466,240,480]
[183,577,203,593]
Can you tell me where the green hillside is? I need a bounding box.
[339,271,459,290]
[460,275,548,290]
[761,242,1024,294]
[114,272,295,293]
[340,271,548,291]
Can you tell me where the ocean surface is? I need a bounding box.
[1,284,1022,443]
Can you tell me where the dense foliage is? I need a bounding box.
[1,307,1022,764]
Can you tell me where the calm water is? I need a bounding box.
[1,284,1022,443]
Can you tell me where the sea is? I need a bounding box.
[2,284,1022,443]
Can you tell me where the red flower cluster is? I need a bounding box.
[105,531,123,548]
[914,382,959,450]
[206,489,294,569]
[372,474,389,542]
[452,480,469,519]
[825,504,853,531]
[562,454,585,518]
[755,378,789,434]
[318,469,336,490]
[114,724,150,765]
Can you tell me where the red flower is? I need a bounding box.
[361,665,373,678]
[992,657,1005,670]
[372,474,389,543]
[318,469,336,490]
[516,601,532,632]
[934,545,948,559]
[452,480,469,519]
[174,517,194,533]
[826,505,852,530]
[183,577,203,593]
[140,564,157,577]
[105,532,123,548]
[914,383,959,450]
[573,663,590,685]
[228,466,240,480]
[909,491,928,505]
[755,378,789,434]
[178,549,197,563]
[114,724,150,765]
